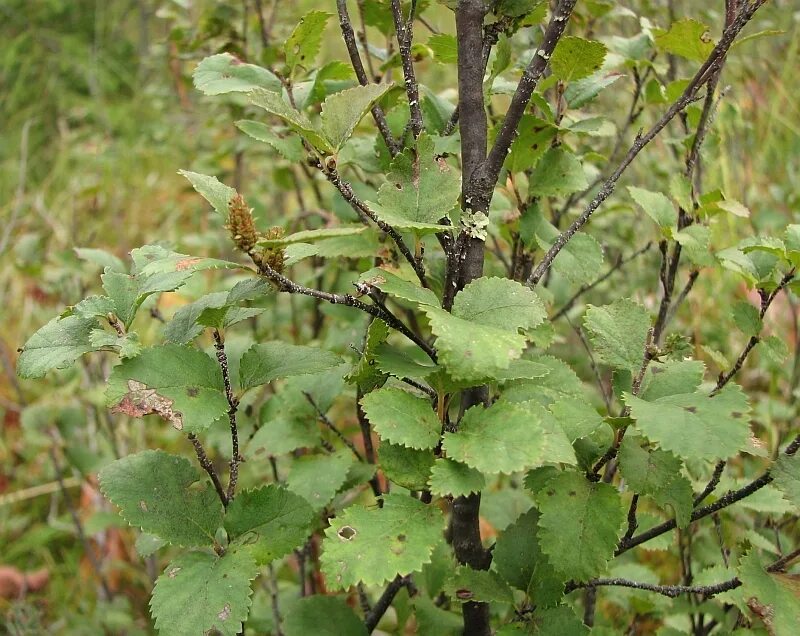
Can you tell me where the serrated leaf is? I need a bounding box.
[150,548,257,636]
[17,315,100,378]
[374,133,460,230]
[529,148,589,196]
[442,401,576,474]
[493,508,565,606]
[445,566,514,604]
[551,36,607,82]
[321,494,445,589]
[89,329,142,358]
[286,451,356,511]
[239,342,342,391]
[503,115,557,173]
[193,53,281,95]
[732,301,763,338]
[500,355,583,407]
[379,443,435,490]
[74,247,126,272]
[347,318,390,390]
[106,345,227,432]
[283,596,368,636]
[359,267,440,306]
[628,186,678,232]
[224,485,314,563]
[738,550,800,635]
[284,10,331,74]
[99,450,223,546]
[249,88,333,153]
[772,454,800,507]
[135,532,167,558]
[452,277,546,332]
[522,606,590,635]
[584,299,650,372]
[360,387,440,450]
[235,120,305,162]
[536,471,625,581]
[618,436,692,527]
[179,170,237,218]
[133,245,242,275]
[625,384,751,462]
[428,458,486,497]
[549,399,605,442]
[639,359,705,401]
[565,72,623,108]
[257,226,366,247]
[321,83,394,150]
[424,306,527,383]
[655,18,715,62]
[375,343,438,378]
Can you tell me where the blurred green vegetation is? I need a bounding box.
[1,1,798,633]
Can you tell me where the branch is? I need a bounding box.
[390,0,423,138]
[527,1,768,287]
[618,434,800,554]
[318,161,429,287]
[213,330,240,502]
[479,0,578,188]
[257,261,437,362]
[336,0,400,154]
[364,575,412,632]
[566,576,741,599]
[303,391,364,462]
[189,433,228,507]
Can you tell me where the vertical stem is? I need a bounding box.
[213,330,240,502]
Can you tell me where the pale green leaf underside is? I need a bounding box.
[99,450,223,547]
[258,226,366,247]
[178,170,237,217]
[239,342,343,391]
[17,314,100,379]
[320,83,394,150]
[193,53,281,95]
[249,88,333,153]
[150,548,257,636]
[360,267,440,306]
[321,494,445,589]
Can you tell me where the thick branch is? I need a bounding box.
[527,1,767,287]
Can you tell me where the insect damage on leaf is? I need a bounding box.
[111,379,184,430]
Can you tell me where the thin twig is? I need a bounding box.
[213,330,240,502]
[364,575,411,632]
[390,0,423,138]
[189,433,228,507]
[566,576,741,599]
[303,391,364,461]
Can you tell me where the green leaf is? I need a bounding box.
[428,458,486,497]
[17,315,100,378]
[618,436,692,527]
[286,451,356,511]
[548,399,606,442]
[359,267,440,306]
[428,33,458,63]
[106,345,227,433]
[452,277,546,332]
[522,206,603,285]
[442,402,575,474]
[519,606,590,635]
[360,387,440,450]
[247,414,317,457]
[655,18,715,62]
[444,566,514,604]
[249,88,333,153]
[772,454,800,507]
[424,306,527,383]
[584,299,650,372]
[625,384,751,462]
[178,170,237,218]
[500,354,583,407]
[99,450,223,546]
[732,301,763,338]
[89,329,142,358]
[374,133,460,230]
[224,485,314,563]
[503,115,557,173]
[628,186,678,233]
[738,550,800,634]
[321,494,445,589]
[150,548,257,636]
[379,443,435,490]
[375,343,438,379]
[235,120,306,162]
[193,53,281,95]
[283,596,368,636]
[284,10,331,75]
[565,72,623,108]
[74,247,126,273]
[258,226,366,247]
[132,245,242,275]
[551,36,607,82]
[528,148,589,197]
[639,360,705,401]
[320,83,394,150]
[493,508,565,606]
[536,471,625,581]
[239,342,343,391]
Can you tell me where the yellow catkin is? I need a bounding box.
[261,226,285,273]
[226,194,258,254]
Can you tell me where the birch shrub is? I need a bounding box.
[17,1,800,634]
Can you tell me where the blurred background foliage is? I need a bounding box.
[1,0,798,633]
